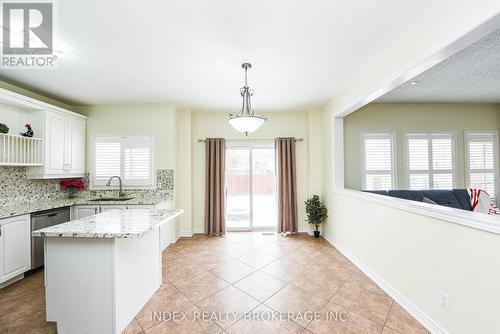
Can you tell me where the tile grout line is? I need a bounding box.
[327,280,394,331]
[381,300,395,333]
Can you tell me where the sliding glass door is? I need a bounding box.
[226,141,277,231]
[226,147,251,229]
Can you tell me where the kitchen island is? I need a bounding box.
[33,208,183,334]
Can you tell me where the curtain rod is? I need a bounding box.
[197,138,304,142]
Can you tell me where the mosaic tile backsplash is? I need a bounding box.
[0,167,66,207]
[0,167,174,207]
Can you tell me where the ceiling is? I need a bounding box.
[0,0,483,111]
[378,28,500,103]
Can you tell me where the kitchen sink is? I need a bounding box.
[88,197,134,202]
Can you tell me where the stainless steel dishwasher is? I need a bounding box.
[31,207,71,270]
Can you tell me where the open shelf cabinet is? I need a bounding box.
[0,133,43,166]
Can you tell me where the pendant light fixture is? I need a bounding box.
[228,63,267,135]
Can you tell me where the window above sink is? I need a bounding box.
[89,135,154,190]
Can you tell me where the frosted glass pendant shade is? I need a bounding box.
[228,115,265,135]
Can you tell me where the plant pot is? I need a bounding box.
[67,187,76,199]
[313,230,320,238]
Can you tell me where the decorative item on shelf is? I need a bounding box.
[305,195,328,238]
[0,123,9,134]
[20,123,34,137]
[60,180,86,199]
[228,63,267,136]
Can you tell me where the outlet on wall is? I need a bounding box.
[440,291,450,310]
[55,183,60,191]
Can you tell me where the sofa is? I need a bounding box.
[363,189,472,211]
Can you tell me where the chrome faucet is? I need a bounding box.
[106,176,125,197]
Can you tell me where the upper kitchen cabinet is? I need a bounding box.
[27,109,86,178]
[0,87,87,179]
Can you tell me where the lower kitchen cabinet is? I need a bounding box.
[72,202,165,219]
[99,205,128,213]
[71,203,174,250]
[0,214,31,284]
[72,205,99,219]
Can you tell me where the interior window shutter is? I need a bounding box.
[123,136,153,186]
[362,134,394,190]
[407,135,429,190]
[94,137,122,186]
[466,133,496,199]
[431,136,454,189]
[407,133,455,190]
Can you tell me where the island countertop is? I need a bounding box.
[32,208,183,239]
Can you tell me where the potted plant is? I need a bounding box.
[305,195,327,238]
[0,123,9,134]
[60,180,86,199]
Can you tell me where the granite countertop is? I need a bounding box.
[32,208,183,238]
[0,195,172,219]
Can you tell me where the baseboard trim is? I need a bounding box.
[0,273,24,289]
[322,233,448,334]
[179,231,194,237]
[174,232,182,243]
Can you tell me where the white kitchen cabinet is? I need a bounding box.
[72,206,99,219]
[45,111,66,175]
[71,203,175,250]
[68,117,86,175]
[27,109,87,179]
[100,205,127,213]
[0,215,31,284]
[126,205,154,210]
[73,204,151,218]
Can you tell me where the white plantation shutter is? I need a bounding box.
[465,132,497,199]
[406,133,455,190]
[94,137,121,186]
[124,137,153,185]
[92,135,154,188]
[362,133,395,190]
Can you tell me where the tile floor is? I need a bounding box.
[0,232,430,334]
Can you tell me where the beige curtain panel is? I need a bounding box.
[275,137,298,233]
[204,138,226,235]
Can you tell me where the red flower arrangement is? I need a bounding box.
[60,180,86,190]
[60,180,86,198]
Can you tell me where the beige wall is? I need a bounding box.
[189,110,319,234]
[320,7,500,331]
[321,102,500,334]
[174,109,192,235]
[344,103,500,190]
[75,104,178,171]
[68,105,321,235]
